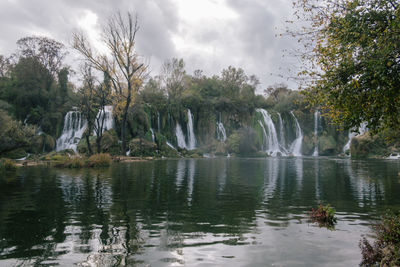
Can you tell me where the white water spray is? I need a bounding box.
[150,128,155,143]
[277,113,286,152]
[56,109,87,151]
[289,111,303,156]
[93,105,114,135]
[187,109,196,150]
[216,122,227,142]
[313,111,320,156]
[343,122,367,153]
[175,123,187,149]
[256,108,284,157]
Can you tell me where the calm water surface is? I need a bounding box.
[1,157,400,266]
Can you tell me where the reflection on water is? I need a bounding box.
[1,158,400,266]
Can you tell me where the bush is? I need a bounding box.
[88,153,112,167]
[310,204,337,228]
[0,158,17,171]
[68,157,85,168]
[360,212,400,266]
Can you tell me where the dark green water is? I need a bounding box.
[1,157,400,266]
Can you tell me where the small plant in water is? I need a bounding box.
[360,211,400,266]
[310,204,337,228]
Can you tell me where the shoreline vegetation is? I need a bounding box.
[2,150,398,171]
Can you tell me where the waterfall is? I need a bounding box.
[175,123,187,149]
[93,105,114,135]
[277,113,286,150]
[187,109,196,150]
[157,112,161,132]
[258,120,268,151]
[313,111,320,156]
[216,122,227,142]
[150,128,155,143]
[56,109,87,151]
[166,141,176,150]
[256,108,284,156]
[343,122,367,153]
[289,111,303,156]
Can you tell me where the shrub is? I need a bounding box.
[88,153,112,167]
[360,212,400,266]
[310,204,337,228]
[68,157,85,168]
[0,159,17,171]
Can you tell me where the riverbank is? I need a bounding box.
[3,150,400,170]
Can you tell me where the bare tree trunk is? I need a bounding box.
[96,137,101,154]
[121,94,131,154]
[85,134,93,155]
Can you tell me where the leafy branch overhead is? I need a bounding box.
[292,0,400,133]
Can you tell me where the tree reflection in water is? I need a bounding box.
[0,158,400,266]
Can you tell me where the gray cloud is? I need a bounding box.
[0,0,299,89]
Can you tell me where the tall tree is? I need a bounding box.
[73,12,147,154]
[78,65,112,154]
[292,0,400,132]
[161,58,186,100]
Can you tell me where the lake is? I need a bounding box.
[1,157,400,266]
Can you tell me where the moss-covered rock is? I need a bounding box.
[158,142,180,157]
[77,130,120,155]
[1,148,27,159]
[319,134,337,156]
[30,134,55,154]
[101,130,119,155]
[128,138,157,157]
[226,127,260,155]
[302,134,315,155]
[350,133,389,158]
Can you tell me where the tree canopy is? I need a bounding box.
[294,0,400,132]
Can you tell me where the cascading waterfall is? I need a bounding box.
[93,105,114,135]
[186,109,196,150]
[166,141,176,150]
[277,113,286,152]
[313,110,320,156]
[343,122,367,153]
[216,122,227,142]
[56,109,87,151]
[256,108,284,156]
[175,123,187,149]
[258,120,268,151]
[150,128,155,143]
[289,111,303,156]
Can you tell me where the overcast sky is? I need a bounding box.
[0,0,300,91]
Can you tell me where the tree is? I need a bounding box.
[78,65,96,155]
[16,36,66,79]
[161,58,186,100]
[73,12,147,154]
[78,65,112,154]
[292,0,400,132]
[0,55,10,78]
[58,67,69,104]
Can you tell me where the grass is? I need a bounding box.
[48,152,112,168]
[87,153,112,167]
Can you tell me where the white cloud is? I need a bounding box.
[0,0,300,89]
